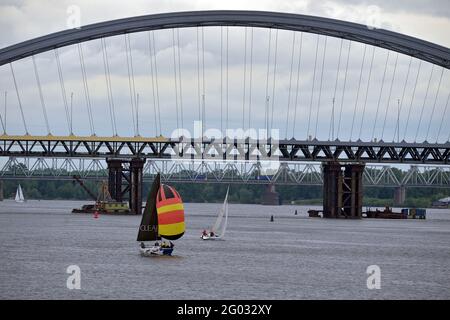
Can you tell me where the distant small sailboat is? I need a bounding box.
[15,184,25,203]
[137,173,185,256]
[201,187,229,240]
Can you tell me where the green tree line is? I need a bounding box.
[1,179,449,207]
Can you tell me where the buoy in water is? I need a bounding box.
[270,215,274,222]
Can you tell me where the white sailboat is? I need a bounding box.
[15,184,25,203]
[201,187,229,240]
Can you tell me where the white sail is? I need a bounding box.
[211,187,229,238]
[220,188,229,238]
[15,184,24,202]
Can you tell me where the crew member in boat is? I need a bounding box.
[140,242,146,249]
[209,231,215,237]
[202,229,208,237]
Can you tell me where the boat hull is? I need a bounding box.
[201,234,220,240]
[140,246,173,256]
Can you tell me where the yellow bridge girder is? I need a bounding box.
[0,134,170,143]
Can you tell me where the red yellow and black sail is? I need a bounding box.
[156,184,185,240]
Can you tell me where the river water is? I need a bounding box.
[0,200,449,299]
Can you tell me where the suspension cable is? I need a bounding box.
[0,91,6,133]
[177,29,184,132]
[136,93,140,136]
[292,32,303,138]
[9,64,28,134]
[151,31,162,136]
[350,45,367,140]
[414,64,434,142]
[329,38,343,140]
[314,36,327,138]
[337,41,351,139]
[270,29,279,136]
[77,43,94,135]
[54,49,70,135]
[147,32,158,136]
[32,56,51,134]
[371,50,390,140]
[285,32,296,139]
[381,53,399,140]
[264,29,272,135]
[196,27,201,124]
[202,27,206,133]
[247,28,254,132]
[226,27,229,134]
[241,27,248,131]
[101,37,117,136]
[222,27,225,134]
[425,67,444,141]
[393,56,412,141]
[436,89,450,142]
[358,46,375,139]
[403,60,422,140]
[125,34,137,136]
[172,29,180,136]
[307,34,320,139]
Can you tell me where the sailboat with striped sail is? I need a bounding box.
[137,173,185,256]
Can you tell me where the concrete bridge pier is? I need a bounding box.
[394,185,406,206]
[322,162,365,218]
[106,158,146,215]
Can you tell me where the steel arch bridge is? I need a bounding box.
[0,10,449,167]
[1,10,449,67]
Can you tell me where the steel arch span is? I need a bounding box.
[0,10,449,68]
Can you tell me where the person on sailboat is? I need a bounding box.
[140,242,146,249]
[202,229,208,237]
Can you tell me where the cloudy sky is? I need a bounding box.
[0,0,449,142]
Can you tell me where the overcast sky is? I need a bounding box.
[0,0,449,142]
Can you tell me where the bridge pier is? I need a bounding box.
[129,158,145,215]
[106,158,145,215]
[322,162,365,218]
[107,159,124,202]
[261,184,280,205]
[394,185,406,206]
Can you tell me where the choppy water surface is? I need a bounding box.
[0,200,449,299]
